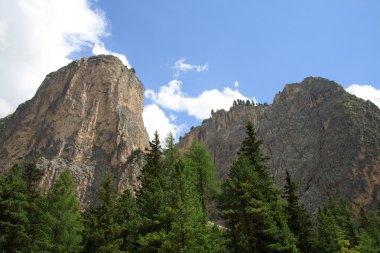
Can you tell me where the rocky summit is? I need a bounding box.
[179,77,380,214]
[0,55,149,207]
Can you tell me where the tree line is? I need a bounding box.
[1,123,380,252]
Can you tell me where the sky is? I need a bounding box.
[0,0,379,141]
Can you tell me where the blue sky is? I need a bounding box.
[0,0,379,140]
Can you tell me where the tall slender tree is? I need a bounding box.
[0,165,31,252]
[83,169,123,253]
[316,197,358,253]
[114,188,140,253]
[136,131,170,251]
[283,169,314,252]
[355,205,380,252]
[220,122,298,252]
[46,169,83,253]
[22,161,52,252]
[185,140,220,217]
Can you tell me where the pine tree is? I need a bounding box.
[20,161,53,252]
[161,160,205,252]
[185,140,220,217]
[0,165,31,253]
[283,169,314,252]
[136,131,170,251]
[162,136,225,253]
[220,122,298,252]
[355,206,380,252]
[114,189,140,252]
[83,169,123,253]
[316,197,358,253]
[46,169,83,253]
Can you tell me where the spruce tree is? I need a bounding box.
[0,165,31,253]
[185,140,220,217]
[316,198,358,253]
[136,131,170,251]
[83,169,123,253]
[19,161,53,252]
[162,160,205,252]
[46,169,83,253]
[114,188,140,252]
[162,135,225,252]
[220,122,298,252]
[283,169,314,252]
[355,206,380,252]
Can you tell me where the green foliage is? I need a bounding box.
[161,160,204,252]
[185,140,220,217]
[136,131,171,251]
[22,161,53,252]
[114,189,140,252]
[83,169,130,253]
[283,169,314,252]
[0,165,31,252]
[220,122,298,252]
[316,198,359,253]
[355,207,380,252]
[3,128,380,252]
[47,169,83,252]
[337,238,360,253]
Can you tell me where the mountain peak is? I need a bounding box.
[180,78,380,214]
[0,55,148,206]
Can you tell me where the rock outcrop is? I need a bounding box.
[179,77,380,214]
[0,55,149,207]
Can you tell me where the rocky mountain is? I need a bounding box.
[179,77,380,214]
[0,55,149,207]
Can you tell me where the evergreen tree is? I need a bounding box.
[220,122,298,252]
[162,160,205,252]
[316,198,358,253]
[283,169,314,252]
[83,169,123,253]
[20,161,52,252]
[162,135,226,253]
[0,165,31,253]
[47,169,83,253]
[136,131,169,251]
[185,140,220,217]
[114,189,140,253]
[355,206,380,252]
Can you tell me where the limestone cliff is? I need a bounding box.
[179,77,380,213]
[0,55,149,206]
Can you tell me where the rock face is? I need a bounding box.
[0,55,149,206]
[179,77,380,214]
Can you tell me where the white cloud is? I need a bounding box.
[0,0,129,117]
[143,104,186,141]
[234,81,239,87]
[92,41,131,68]
[0,98,12,118]
[346,84,380,108]
[173,58,208,77]
[145,80,255,120]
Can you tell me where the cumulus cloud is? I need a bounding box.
[234,81,239,87]
[346,84,380,108]
[145,80,255,120]
[143,104,186,141]
[174,58,208,77]
[92,41,131,67]
[0,0,129,118]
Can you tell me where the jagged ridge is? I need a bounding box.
[179,77,380,214]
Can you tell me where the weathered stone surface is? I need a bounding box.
[179,77,380,214]
[0,55,149,207]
